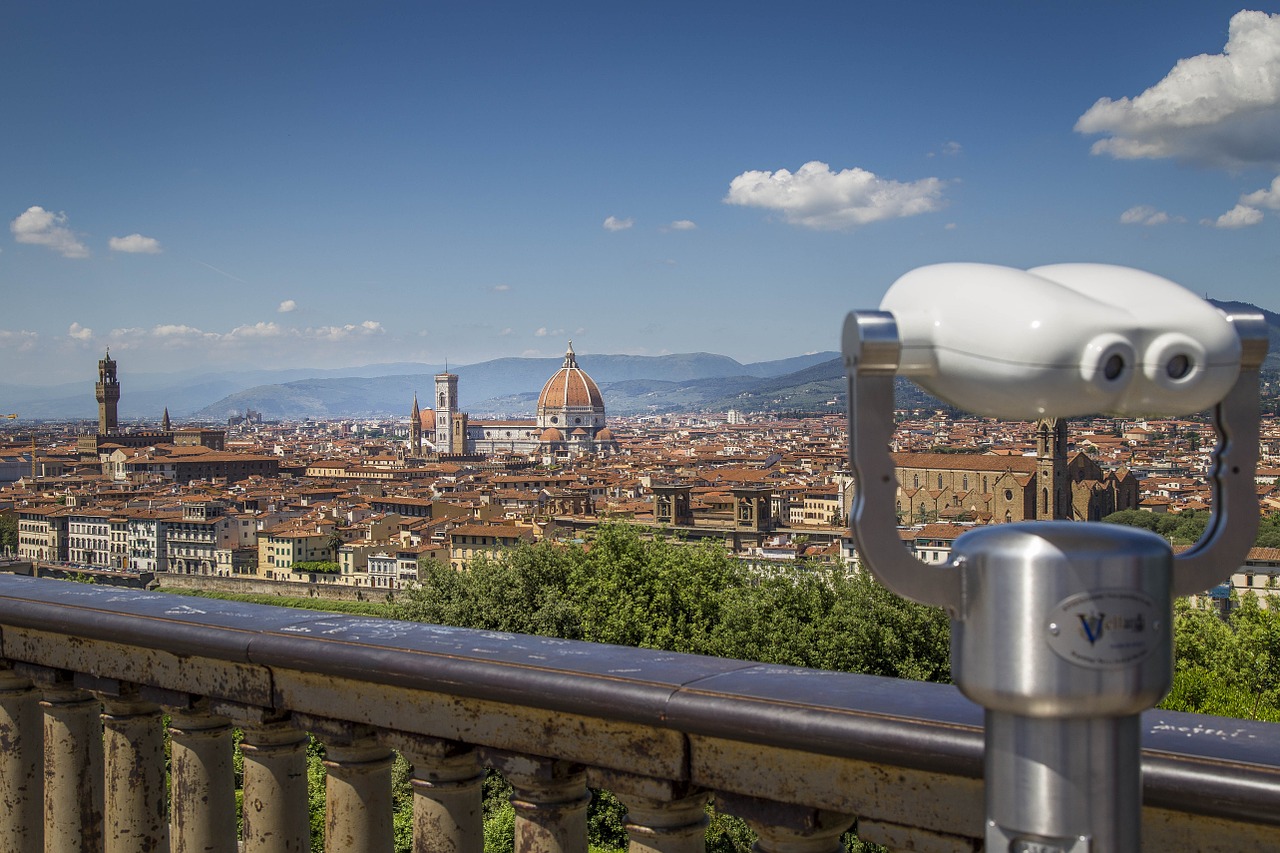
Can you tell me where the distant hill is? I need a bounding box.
[7,295,1275,422]
[189,351,843,420]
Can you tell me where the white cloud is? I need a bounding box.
[152,324,217,343]
[68,322,94,341]
[724,160,948,230]
[944,222,958,230]
[1120,205,1171,226]
[1205,204,1264,228]
[228,322,284,339]
[492,284,511,292]
[535,327,548,337]
[308,321,384,342]
[666,219,697,231]
[278,300,297,313]
[1076,10,1280,169]
[499,327,513,336]
[603,216,634,232]
[534,327,565,338]
[10,206,90,258]
[928,141,963,158]
[108,233,162,254]
[1241,175,1280,210]
[0,330,39,351]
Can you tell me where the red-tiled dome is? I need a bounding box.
[537,342,604,411]
[595,427,614,441]
[539,427,564,442]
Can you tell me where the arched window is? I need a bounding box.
[937,474,943,490]
[963,475,969,490]
[913,474,919,488]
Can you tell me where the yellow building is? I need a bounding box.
[256,522,336,579]
[448,523,535,570]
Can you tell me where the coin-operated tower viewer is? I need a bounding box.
[843,263,1268,853]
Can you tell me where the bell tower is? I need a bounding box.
[410,393,422,453]
[96,350,120,435]
[434,372,458,449]
[1035,417,1070,520]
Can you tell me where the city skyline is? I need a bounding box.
[4,2,1280,384]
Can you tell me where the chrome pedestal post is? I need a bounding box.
[951,523,1171,851]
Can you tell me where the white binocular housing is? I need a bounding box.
[879,262,1242,418]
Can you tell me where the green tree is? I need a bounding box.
[327,532,345,562]
[1257,512,1280,549]
[1160,596,1280,721]
[0,512,17,555]
[1102,508,1209,548]
[569,526,741,653]
[815,568,951,681]
[291,560,342,574]
[390,522,954,853]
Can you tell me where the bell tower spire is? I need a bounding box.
[410,393,422,452]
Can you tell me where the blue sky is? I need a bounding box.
[3,2,1279,384]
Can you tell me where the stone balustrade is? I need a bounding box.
[1,574,1279,852]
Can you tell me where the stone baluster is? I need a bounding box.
[300,716,395,853]
[94,681,168,853]
[382,733,483,853]
[166,699,236,853]
[589,771,709,853]
[487,752,590,853]
[0,664,43,852]
[715,794,854,853]
[230,708,311,853]
[31,667,105,853]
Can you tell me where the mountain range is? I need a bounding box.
[5,299,1276,422]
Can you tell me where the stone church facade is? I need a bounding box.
[892,419,1139,524]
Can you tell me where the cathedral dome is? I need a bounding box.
[539,427,564,442]
[537,342,604,412]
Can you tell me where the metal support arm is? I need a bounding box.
[842,310,961,613]
[1172,312,1269,597]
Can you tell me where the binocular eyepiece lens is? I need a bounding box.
[1103,354,1125,381]
[1166,354,1192,380]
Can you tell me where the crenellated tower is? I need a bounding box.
[96,350,120,434]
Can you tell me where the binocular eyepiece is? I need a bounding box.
[867,262,1242,419]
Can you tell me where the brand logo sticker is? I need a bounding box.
[1046,590,1160,669]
